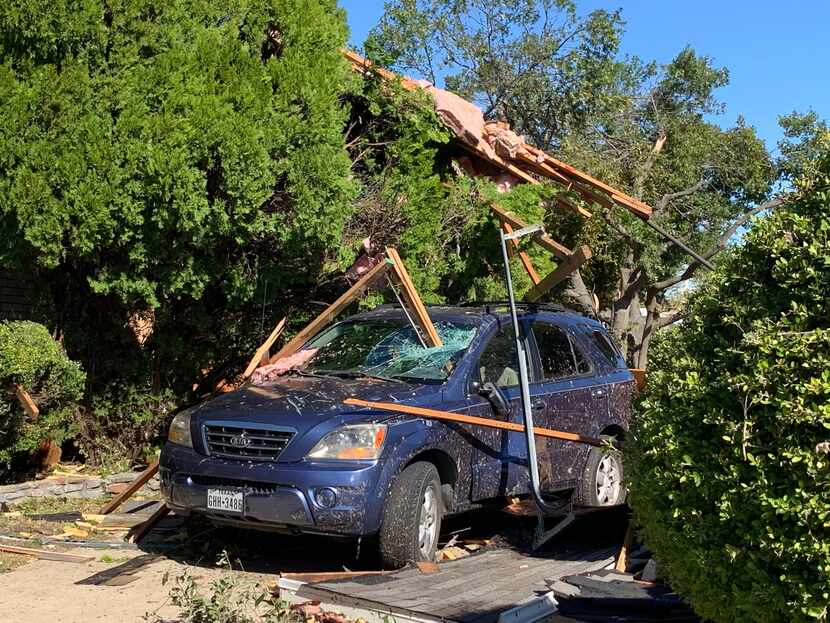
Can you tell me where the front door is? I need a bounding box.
[466,322,532,501]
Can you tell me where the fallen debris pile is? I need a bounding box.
[550,568,700,622]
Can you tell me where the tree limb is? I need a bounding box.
[650,196,785,291]
[655,178,709,212]
[632,130,667,199]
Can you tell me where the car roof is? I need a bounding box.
[345,304,607,332]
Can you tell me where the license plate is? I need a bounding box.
[206,489,244,514]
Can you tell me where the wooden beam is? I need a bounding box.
[241,317,287,380]
[385,247,443,348]
[490,204,572,260]
[556,195,593,220]
[343,398,608,447]
[268,259,392,363]
[280,570,388,583]
[523,145,652,219]
[457,141,539,185]
[501,223,541,285]
[14,385,39,418]
[524,245,593,302]
[0,544,94,563]
[128,504,170,543]
[99,459,159,515]
[615,519,635,572]
[630,368,647,393]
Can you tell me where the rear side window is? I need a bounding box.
[591,330,624,368]
[533,322,591,380]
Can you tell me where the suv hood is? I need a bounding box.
[190,374,441,432]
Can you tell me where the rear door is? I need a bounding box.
[528,320,608,490]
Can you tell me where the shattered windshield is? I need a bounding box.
[301,319,477,382]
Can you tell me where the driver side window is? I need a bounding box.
[477,326,519,388]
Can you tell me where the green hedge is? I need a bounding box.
[628,143,830,622]
[0,321,85,474]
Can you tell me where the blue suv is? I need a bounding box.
[160,304,634,567]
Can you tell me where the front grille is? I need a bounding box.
[203,423,294,461]
[188,474,283,495]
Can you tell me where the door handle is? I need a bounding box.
[591,388,606,398]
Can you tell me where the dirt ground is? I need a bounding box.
[0,546,209,622]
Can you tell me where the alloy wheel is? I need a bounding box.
[595,453,622,505]
[418,486,439,558]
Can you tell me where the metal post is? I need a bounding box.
[498,229,566,517]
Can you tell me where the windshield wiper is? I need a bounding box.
[321,370,401,384]
[390,374,445,385]
[284,369,339,380]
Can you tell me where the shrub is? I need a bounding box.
[75,385,179,471]
[0,321,85,476]
[628,141,830,622]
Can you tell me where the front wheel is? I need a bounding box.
[379,462,443,568]
[574,441,626,507]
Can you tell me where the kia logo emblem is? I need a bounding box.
[229,434,252,448]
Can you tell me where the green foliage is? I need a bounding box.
[76,384,178,470]
[366,0,626,148]
[344,74,494,302]
[0,321,85,474]
[628,139,830,622]
[0,0,355,308]
[0,0,361,415]
[367,0,780,367]
[148,553,301,623]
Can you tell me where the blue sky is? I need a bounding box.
[340,1,830,155]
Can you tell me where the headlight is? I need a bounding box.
[307,424,387,460]
[168,409,193,448]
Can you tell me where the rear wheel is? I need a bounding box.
[379,462,443,568]
[574,440,626,507]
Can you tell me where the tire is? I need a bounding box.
[573,439,626,507]
[379,461,443,568]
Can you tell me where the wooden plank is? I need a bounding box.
[241,316,287,380]
[343,398,608,447]
[556,195,593,220]
[524,245,593,302]
[501,223,541,285]
[268,259,392,363]
[0,544,94,563]
[14,385,39,418]
[615,520,635,572]
[99,459,159,515]
[630,368,647,392]
[523,145,652,219]
[128,504,170,543]
[490,204,572,260]
[385,247,443,348]
[457,141,539,185]
[280,570,388,583]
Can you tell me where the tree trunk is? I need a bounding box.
[636,289,661,370]
[563,269,598,316]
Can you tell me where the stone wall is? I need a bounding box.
[0,471,160,508]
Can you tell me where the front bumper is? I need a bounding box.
[160,442,386,537]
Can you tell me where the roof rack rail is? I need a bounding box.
[459,300,577,314]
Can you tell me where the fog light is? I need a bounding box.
[315,488,337,509]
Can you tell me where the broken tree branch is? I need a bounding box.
[650,196,784,291]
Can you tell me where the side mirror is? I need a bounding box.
[477,381,512,418]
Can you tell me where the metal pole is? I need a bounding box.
[498,231,563,515]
